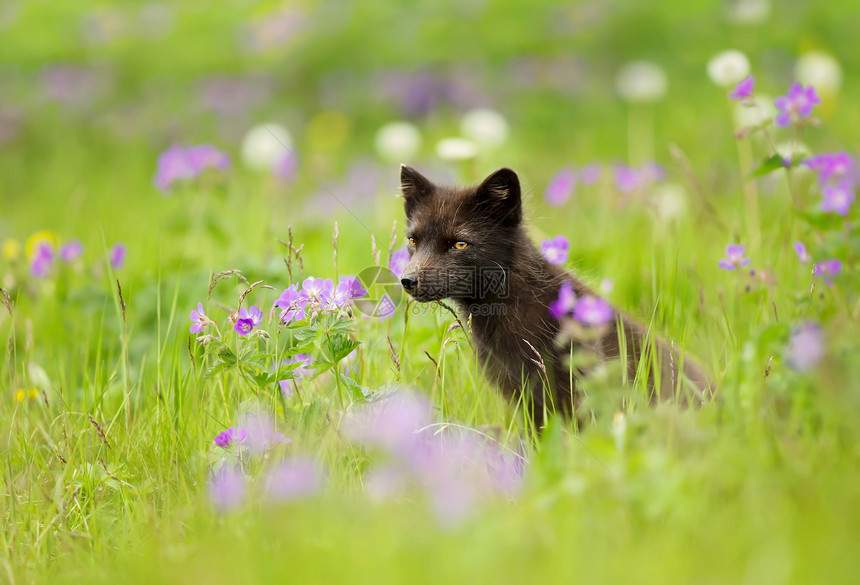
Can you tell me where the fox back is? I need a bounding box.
[398,165,712,426]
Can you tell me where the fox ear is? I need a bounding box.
[401,164,435,218]
[476,168,522,226]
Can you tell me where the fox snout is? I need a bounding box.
[400,274,418,291]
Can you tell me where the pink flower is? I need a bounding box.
[729,75,755,100]
[774,83,820,127]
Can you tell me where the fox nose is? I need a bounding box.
[400,274,418,291]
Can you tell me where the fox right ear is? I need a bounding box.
[400,164,435,218]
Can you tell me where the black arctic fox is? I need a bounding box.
[398,164,712,427]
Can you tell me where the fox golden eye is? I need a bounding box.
[453,241,468,250]
[407,237,416,246]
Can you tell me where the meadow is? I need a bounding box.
[2,1,860,583]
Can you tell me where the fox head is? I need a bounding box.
[399,165,522,303]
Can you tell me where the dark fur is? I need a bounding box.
[400,165,713,427]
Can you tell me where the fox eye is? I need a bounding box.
[453,241,468,250]
[407,237,416,246]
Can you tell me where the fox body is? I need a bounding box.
[399,165,712,425]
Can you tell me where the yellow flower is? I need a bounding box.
[15,389,25,403]
[2,238,21,261]
[25,230,59,259]
[28,387,39,400]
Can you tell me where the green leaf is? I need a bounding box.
[750,154,786,177]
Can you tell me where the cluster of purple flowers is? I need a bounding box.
[153,144,231,191]
[209,413,324,511]
[548,281,614,327]
[544,163,601,206]
[30,239,124,278]
[804,152,857,217]
[274,275,367,325]
[540,235,569,265]
[342,391,523,524]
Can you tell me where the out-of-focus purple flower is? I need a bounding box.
[774,83,820,127]
[549,281,576,319]
[729,75,755,100]
[186,144,231,174]
[235,305,262,335]
[545,167,576,206]
[153,144,231,191]
[343,393,435,457]
[812,258,842,285]
[274,284,307,324]
[572,295,614,327]
[109,243,126,269]
[718,244,751,271]
[190,302,212,334]
[209,466,245,511]
[390,245,410,278]
[197,75,273,117]
[640,162,667,183]
[614,162,665,194]
[278,353,313,397]
[238,412,291,454]
[272,152,297,182]
[793,241,810,264]
[787,322,824,371]
[541,235,570,265]
[579,163,602,186]
[59,240,83,263]
[265,457,325,502]
[820,184,854,216]
[30,242,54,278]
[804,152,858,189]
[300,277,334,309]
[40,65,104,106]
[214,427,248,448]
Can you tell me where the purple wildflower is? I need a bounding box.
[718,244,751,271]
[614,164,642,193]
[793,242,810,264]
[729,75,755,100]
[804,152,858,189]
[390,245,410,278]
[540,235,570,265]
[545,167,576,206]
[186,144,231,174]
[787,322,824,371]
[342,392,435,457]
[30,242,54,278]
[820,184,854,216]
[209,466,246,511]
[331,275,368,309]
[109,243,126,269]
[264,457,325,502]
[812,259,842,286]
[189,302,212,334]
[153,144,231,191]
[214,427,248,448]
[549,281,576,319]
[572,296,614,327]
[234,305,262,335]
[274,284,307,324]
[579,163,602,186]
[300,277,334,309]
[59,239,83,263]
[774,83,820,127]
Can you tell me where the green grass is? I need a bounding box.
[3,1,860,584]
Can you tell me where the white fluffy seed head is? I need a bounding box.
[241,123,292,171]
[435,137,478,161]
[460,108,509,149]
[726,0,771,25]
[795,51,842,94]
[615,61,668,103]
[707,50,751,87]
[374,121,422,162]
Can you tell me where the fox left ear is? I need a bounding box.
[476,168,522,226]
[401,164,435,218]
